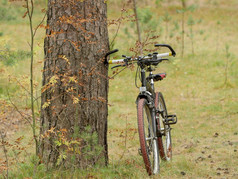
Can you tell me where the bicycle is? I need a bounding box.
[105,44,178,175]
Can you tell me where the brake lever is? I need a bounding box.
[111,64,126,69]
[161,58,169,62]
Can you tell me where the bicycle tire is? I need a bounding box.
[155,92,172,161]
[137,98,159,175]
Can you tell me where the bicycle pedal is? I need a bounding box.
[165,114,177,125]
[138,148,142,156]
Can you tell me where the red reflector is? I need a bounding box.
[160,73,166,79]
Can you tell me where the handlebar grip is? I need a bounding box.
[105,49,119,58]
[104,49,119,64]
[155,44,176,57]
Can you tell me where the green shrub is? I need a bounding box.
[0,7,16,21]
[137,8,158,31]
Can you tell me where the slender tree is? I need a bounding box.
[181,0,186,57]
[187,15,195,55]
[39,0,110,169]
[163,11,171,41]
[24,0,46,155]
[133,0,143,55]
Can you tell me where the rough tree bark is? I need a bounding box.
[39,0,109,169]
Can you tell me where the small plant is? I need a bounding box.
[216,21,221,52]
[170,21,179,39]
[0,7,16,21]
[155,0,164,7]
[0,48,31,66]
[223,44,233,88]
[177,1,198,57]
[137,8,156,30]
[176,0,186,57]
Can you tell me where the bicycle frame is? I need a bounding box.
[137,62,156,103]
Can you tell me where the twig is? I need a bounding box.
[33,12,47,38]
[9,76,38,102]
[1,131,9,179]
[109,3,126,48]
[119,116,128,160]
[6,88,33,128]
[109,66,128,79]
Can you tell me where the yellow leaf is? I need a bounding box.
[73,96,79,104]
[69,76,77,83]
[42,101,50,109]
[62,154,67,159]
[59,55,70,64]
[55,140,62,146]
[64,140,69,146]
[49,75,58,85]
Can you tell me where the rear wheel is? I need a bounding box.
[155,92,172,161]
[137,98,159,175]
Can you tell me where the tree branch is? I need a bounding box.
[0,131,9,179]
[6,89,33,128]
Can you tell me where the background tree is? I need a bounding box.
[132,0,142,55]
[162,11,172,41]
[187,15,195,55]
[39,0,110,169]
[180,0,186,57]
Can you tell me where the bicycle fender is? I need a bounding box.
[136,92,154,107]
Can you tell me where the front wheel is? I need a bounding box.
[155,92,172,161]
[137,98,159,175]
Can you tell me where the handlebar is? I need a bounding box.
[108,52,173,65]
[106,44,176,70]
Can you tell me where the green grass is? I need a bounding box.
[0,0,238,178]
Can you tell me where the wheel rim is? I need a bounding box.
[143,105,159,173]
[156,93,172,160]
[138,99,159,175]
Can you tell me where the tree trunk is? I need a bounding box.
[39,0,109,169]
